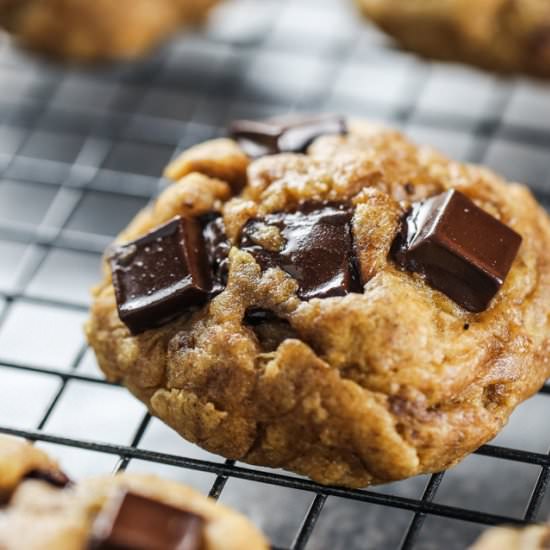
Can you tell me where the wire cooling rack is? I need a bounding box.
[1,0,550,548]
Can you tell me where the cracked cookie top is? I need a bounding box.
[87,116,550,487]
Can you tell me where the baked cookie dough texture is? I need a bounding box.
[0,434,68,504]
[471,523,550,550]
[0,0,220,61]
[0,435,268,550]
[87,119,550,488]
[356,0,550,77]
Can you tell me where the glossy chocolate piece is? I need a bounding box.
[230,114,347,158]
[110,216,212,335]
[25,468,72,488]
[392,189,522,312]
[240,203,361,300]
[202,213,231,292]
[90,490,204,550]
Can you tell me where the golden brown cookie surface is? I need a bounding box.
[356,0,550,77]
[470,523,550,549]
[0,0,220,61]
[0,475,268,550]
[0,436,268,549]
[0,435,69,504]
[86,118,550,488]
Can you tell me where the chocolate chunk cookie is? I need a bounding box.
[471,523,550,549]
[0,0,220,61]
[86,115,550,488]
[357,0,550,77]
[0,435,71,505]
[0,435,268,549]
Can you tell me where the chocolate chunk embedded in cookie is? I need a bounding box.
[230,115,347,158]
[89,490,204,550]
[392,189,522,312]
[109,216,214,335]
[239,202,361,300]
[87,116,550,488]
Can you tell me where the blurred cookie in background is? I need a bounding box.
[0,0,221,62]
[470,522,550,549]
[356,0,550,77]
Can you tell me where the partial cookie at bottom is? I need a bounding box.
[470,523,550,550]
[0,436,268,550]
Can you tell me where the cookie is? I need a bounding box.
[356,0,550,77]
[0,435,71,505]
[470,523,550,549]
[0,0,220,61]
[86,114,550,488]
[0,435,268,549]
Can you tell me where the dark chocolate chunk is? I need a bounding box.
[25,468,72,488]
[90,490,204,550]
[230,114,347,158]
[110,216,212,335]
[240,202,361,300]
[201,213,231,292]
[391,189,522,312]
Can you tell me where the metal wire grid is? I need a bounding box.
[1,0,550,548]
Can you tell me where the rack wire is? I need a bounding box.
[1,0,550,548]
